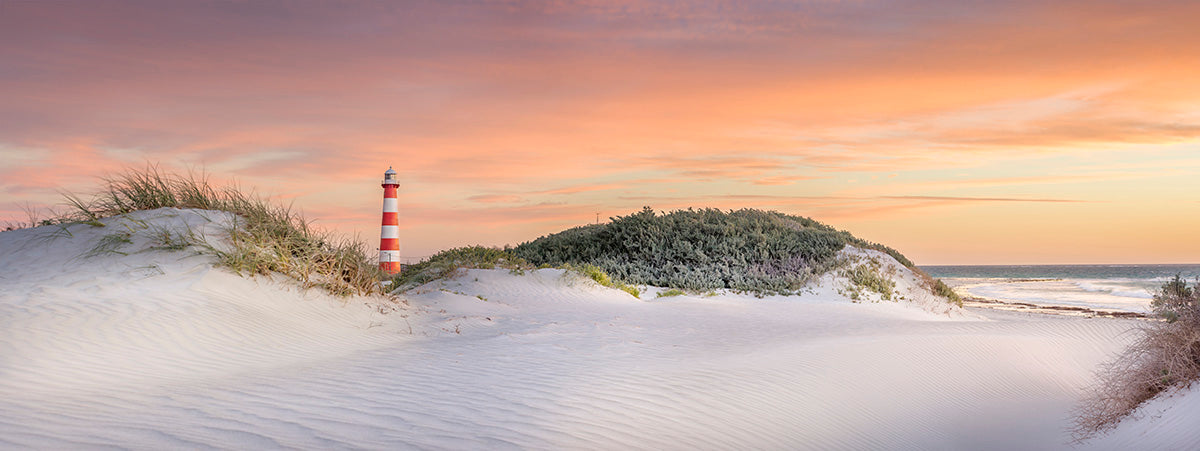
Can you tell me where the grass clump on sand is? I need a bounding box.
[513,207,953,298]
[561,262,640,298]
[1072,274,1200,441]
[3,204,77,231]
[841,257,896,302]
[62,165,385,297]
[656,289,686,298]
[929,279,963,307]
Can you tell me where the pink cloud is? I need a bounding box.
[534,183,626,195]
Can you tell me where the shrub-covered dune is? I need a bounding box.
[511,207,957,302]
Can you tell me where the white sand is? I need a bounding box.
[0,208,1194,449]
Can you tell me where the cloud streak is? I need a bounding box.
[881,196,1087,203]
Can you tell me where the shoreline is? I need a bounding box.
[939,275,1157,319]
[961,295,1148,319]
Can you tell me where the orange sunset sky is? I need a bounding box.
[2,1,1200,265]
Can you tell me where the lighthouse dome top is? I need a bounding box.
[382,166,399,186]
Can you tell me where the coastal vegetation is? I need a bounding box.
[656,289,686,298]
[930,279,963,307]
[397,207,960,303]
[512,207,952,298]
[1073,274,1200,440]
[840,256,896,301]
[57,166,385,296]
[29,167,959,303]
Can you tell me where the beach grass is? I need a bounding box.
[929,278,963,307]
[62,165,385,297]
[561,262,640,298]
[841,257,896,301]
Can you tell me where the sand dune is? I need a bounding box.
[0,208,1194,449]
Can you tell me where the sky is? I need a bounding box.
[2,0,1200,265]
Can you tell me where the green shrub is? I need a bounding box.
[657,289,686,298]
[513,207,917,295]
[1150,274,1198,323]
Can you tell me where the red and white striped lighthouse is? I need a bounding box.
[379,167,401,274]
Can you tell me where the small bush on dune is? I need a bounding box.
[1151,275,1198,323]
[1071,274,1200,441]
[656,289,686,298]
[62,165,385,297]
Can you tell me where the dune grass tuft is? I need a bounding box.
[841,257,896,302]
[909,267,963,307]
[3,203,73,231]
[929,278,963,307]
[63,165,385,297]
[561,262,640,298]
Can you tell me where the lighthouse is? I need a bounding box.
[379,167,401,274]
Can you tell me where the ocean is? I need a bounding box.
[920,264,1200,314]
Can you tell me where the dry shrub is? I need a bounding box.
[1071,275,1200,441]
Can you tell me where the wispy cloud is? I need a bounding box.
[534,183,627,195]
[881,196,1087,203]
[467,194,525,204]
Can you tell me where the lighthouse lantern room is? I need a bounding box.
[379,167,401,274]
